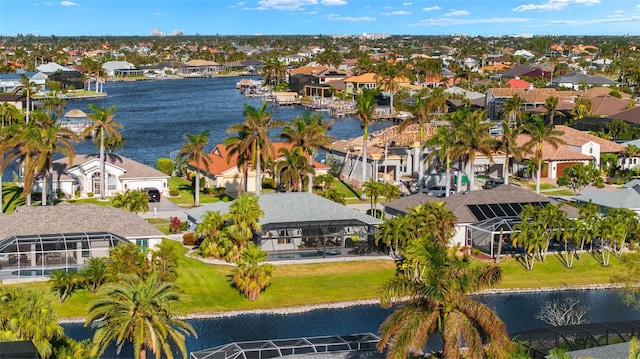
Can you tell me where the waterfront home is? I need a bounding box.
[45,154,169,199]
[550,72,616,90]
[191,142,330,196]
[485,87,580,121]
[574,179,640,215]
[0,203,164,282]
[514,125,624,178]
[180,59,223,77]
[185,192,382,254]
[0,71,47,93]
[101,61,143,77]
[384,184,578,258]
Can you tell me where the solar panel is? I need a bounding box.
[467,202,551,221]
[468,205,487,221]
[489,203,508,217]
[502,203,519,216]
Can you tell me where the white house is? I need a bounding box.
[47,154,169,199]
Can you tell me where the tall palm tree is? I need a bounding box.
[425,125,457,197]
[82,104,122,200]
[544,96,564,125]
[493,118,525,185]
[523,116,566,194]
[502,94,524,127]
[354,89,377,198]
[179,130,212,207]
[12,74,40,123]
[407,202,457,246]
[228,101,285,195]
[274,146,313,192]
[362,178,384,218]
[0,121,43,206]
[280,111,333,192]
[85,273,197,359]
[378,240,512,358]
[224,125,252,195]
[232,243,275,301]
[375,215,412,259]
[398,89,432,188]
[31,112,78,205]
[453,110,494,191]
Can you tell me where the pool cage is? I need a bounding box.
[466,216,522,259]
[0,231,130,280]
[190,333,382,359]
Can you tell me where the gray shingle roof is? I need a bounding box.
[186,192,382,228]
[0,203,163,239]
[575,185,640,210]
[385,184,578,222]
[565,341,629,359]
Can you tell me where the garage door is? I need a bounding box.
[556,162,583,177]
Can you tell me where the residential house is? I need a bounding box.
[514,125,624,178]
[574,179,640,215]
[179,59,223,77]
[288,66,328,95]
[278,54,307,66]
[550,72,615,90]
[498,65,551,81]
[344,73,378,97]
[384,184,577,257]
[48,154,170,199]
[192,142,330,196]
[102,61,143,77]
[485,87,579,121]
[185,192,382,254]
[606,106,640,128]
[0,71,47,93]
[0,203,164,282]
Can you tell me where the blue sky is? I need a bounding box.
[1,0,639,37]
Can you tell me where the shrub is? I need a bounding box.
[169,217,182,233]
[74,189,81,198]
[169,188,180,196]
[87,192,94,198]
[183,232,197,246]
[262,178,276,189]
[156,158,174,176]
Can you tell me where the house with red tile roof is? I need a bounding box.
[507,78,531,89]
[190,142,330,196]
[514,125,624,179]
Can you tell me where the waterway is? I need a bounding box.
[61,288,640,358]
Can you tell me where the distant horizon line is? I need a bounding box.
[1,33,638,38]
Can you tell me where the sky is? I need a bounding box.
[1,0,639,37]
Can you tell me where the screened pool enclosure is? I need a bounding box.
[0,232,130,280]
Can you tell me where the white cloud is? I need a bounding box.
[325,13,376,22]
[382,10,411,15]
[256,0,317,10]
[418,16,529,27]
[549,14,640,25]
[304,10,318,14]
[513,0,600,12]
[422,6,441,11]
[403,2,413,5]
[321,0,347,5]
[443,10,469,16]
[60,1,77,6]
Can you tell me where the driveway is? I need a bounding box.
[139,197,188,221]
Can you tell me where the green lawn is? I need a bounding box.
[7,239,632,320]
[167,177,233,206]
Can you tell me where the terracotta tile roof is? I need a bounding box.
[516,125,623,160]
[184,59,220,66]
[584,87,632,99]
[344,72,378,83]
[605,105,640,125]
[384,184,578,223]
[488,88,524,97]
[588,95,634,117]
[289,66,328,75]
[508,78,531,89]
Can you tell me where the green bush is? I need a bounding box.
[74,189,81,198]
[169,188,180,196]
[183,232,197,246]
[262,178,276,189]
[156,158,174,176]
[87,192,94,198]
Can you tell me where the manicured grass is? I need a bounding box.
[543,189,576,196]
[10,238,631,320]
[496,252,625,289]
[167,177,233,206]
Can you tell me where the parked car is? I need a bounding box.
[142,187,161,202]
[482,178,505,190]
[422,185,456,197]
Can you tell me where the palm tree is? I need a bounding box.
[362,178,384,218]
[12,74,40,123]
[224,125,252,195]
[623,144,640,170]
[493,118,524,185]
[378,240,512,358]
[179,130,212,207]
[544,96,564,125]
[228,101,285,195]
[398,89,432,188]
[274,146,313,192]
[407,202,458,246]
[523,116,566,194]
[111,189,149,214]
[454,109,494,191]
[280,111,333,192]
[224,193,264,253]
[375,215,412,259]
[82,104,123,201]
[85,273,197,359]
[354,89,378,198]
[0,121,43,206]
[502,94,524,127]
[425,125,457,197]
[232,243,275,301]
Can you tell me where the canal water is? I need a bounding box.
[61,288,640,358]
